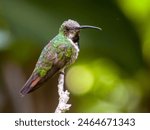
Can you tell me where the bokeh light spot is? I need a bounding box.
[0,30,11,49]
[66,65,94,95]
[92,59,121,98]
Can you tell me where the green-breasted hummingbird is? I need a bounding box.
[20,19,101,96]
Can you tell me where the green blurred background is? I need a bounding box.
[0,0,150,112]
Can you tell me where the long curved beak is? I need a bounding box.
[79,25,102,31]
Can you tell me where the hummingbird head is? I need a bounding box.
[59,19,80,43]
[59,19,101,43]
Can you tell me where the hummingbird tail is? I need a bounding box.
[20,66,61,96]
[20,74,41,96]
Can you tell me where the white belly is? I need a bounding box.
[68,38,79,65]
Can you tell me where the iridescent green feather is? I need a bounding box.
[33,34,74,77]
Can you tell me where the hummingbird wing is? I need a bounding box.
[20,65,60,96]
[20,40,71,96]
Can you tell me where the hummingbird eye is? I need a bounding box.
[65,27,70,31]
[65,26,76,31]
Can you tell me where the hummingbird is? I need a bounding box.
[20,19,101,96]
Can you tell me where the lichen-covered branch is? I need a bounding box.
[55,69,71,113]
